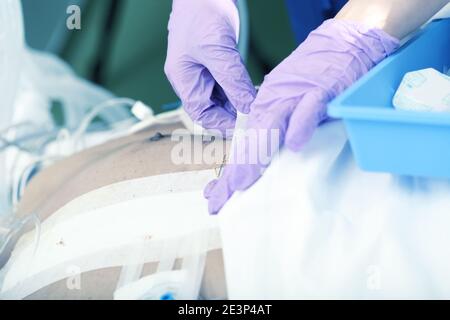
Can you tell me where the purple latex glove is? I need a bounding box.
[205,19,400,214]
[164,0,256,136]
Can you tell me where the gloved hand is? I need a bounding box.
[165,0,256,136]
[205,19,400,214]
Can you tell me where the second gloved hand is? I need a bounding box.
[165,0,256,136]
[205,19,400,214]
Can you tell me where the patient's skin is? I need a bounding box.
[12,122,229,300]
[17,122,228,222]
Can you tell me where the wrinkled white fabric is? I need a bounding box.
[220,121,450,299]
[430,2,450,21]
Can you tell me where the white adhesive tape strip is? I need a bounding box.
[0,171,220,299]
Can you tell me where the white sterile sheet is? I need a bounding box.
[220,121,450,299]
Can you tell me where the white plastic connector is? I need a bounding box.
[131,101,154,121]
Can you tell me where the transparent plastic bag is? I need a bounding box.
[0,0,24,215]
[0,0,24,131]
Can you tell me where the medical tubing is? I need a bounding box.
[0,122,43,153]
[0,212,41,266]
[0,130,58,154]
[71,98,137,150]
[13,155,61,208]
[0,122,39,136]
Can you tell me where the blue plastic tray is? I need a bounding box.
[328,18,450,178]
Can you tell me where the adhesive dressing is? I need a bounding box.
[0,170,220,299]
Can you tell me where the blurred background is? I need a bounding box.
[21,0,299,114]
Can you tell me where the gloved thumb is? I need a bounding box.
[285,91,328,152]
[200,43,256,115]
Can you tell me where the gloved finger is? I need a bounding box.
[200,42,256,115]
[165,61,237,133]
[196,104,236,136]
[205,161,268,215]
[284,91,328,152]
[204,172,234,215]
[203,179,219,199]
[205,124,277,215]
[181,70,237,133]
[198,85,237,136]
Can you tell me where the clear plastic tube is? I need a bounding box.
[71,98,138,150]
[0,212,41,270]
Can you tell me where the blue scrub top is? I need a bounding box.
[285,0,348,44]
